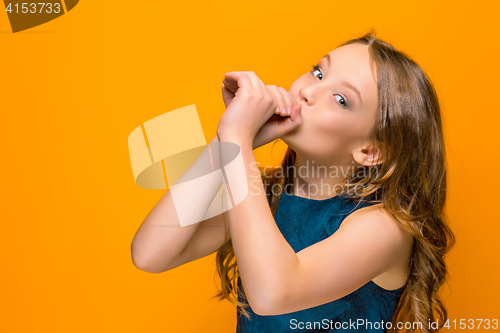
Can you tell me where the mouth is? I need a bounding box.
[296,101,306,115]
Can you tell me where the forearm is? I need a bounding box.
[218,135,300,312]
[131,135,224,271]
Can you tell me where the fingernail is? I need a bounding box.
[287,107,291,115]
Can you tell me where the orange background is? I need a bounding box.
[1,0,499,332]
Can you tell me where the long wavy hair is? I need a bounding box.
[211,29,456,333]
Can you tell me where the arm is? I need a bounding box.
[131,68,305,274]
[131,79,300,274]
[131,135,230,273]
[218,135,413,315]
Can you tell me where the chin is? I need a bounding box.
[280,130,299,151]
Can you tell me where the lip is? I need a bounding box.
[295,101,306,112]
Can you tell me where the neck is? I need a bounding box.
[290,154,357,200]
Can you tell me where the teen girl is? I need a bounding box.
[131,31,455,333]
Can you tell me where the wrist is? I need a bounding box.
[216,131,253,150]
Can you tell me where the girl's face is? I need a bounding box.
[283,43,379,166]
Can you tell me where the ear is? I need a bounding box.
[352,143,384,166]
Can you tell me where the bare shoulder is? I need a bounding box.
[340,203,414,290]
[341,203,413,244]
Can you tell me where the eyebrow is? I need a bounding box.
[321,53,363,106]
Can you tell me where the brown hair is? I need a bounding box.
[212,29,456,333]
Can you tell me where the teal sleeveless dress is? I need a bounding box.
[236,190,407,333]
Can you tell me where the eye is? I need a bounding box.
[334,94,349,109]
[311,65,349,109]
[311,65,323,80]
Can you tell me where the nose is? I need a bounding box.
[298,84,318,106]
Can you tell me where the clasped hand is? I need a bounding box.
[217,71,303,149]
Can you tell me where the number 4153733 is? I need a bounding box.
[5,3,62,14]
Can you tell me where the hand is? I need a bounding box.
[252,85,303,149]
[217,71,277,145]
[219,71,303,148]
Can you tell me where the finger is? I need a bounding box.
[225,71,256,91]
[278,87,296,116]
[267,86,287,116]
[222,83,234,106]
[274,104,303,139]
[224,71,254,94]
[266,85,288,116]
[222,73,239,93]
[241,71,266,90]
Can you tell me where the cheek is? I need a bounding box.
[304,112,368,148]
[289,75,309,94]
[291,116,349,156]
[307,112,349,137]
